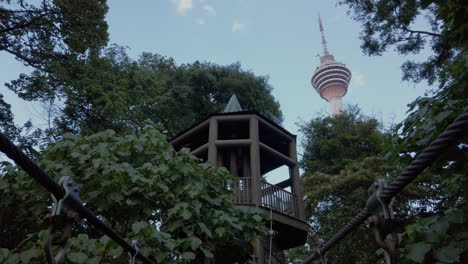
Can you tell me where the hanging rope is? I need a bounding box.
[268,208,273,264]
[301,107,468,264]
[0,132,154,264]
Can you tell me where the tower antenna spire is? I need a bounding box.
[318,13,329,55]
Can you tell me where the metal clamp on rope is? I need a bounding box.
[316,239,327,264]
[44,176,81,264]
[128,240,142,264]
[366,179,398,264]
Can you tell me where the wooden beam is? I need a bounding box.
[257,117,295,141]
[214,114,253,122]
[259,142,296,167]
[214,139,252,147]
[208,118,218,164]
[170,119,209,145]
[275,178,292,189]
[190,143,208,156]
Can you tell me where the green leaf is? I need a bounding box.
[198,222,212,237]
[445,209,464,224]
[407,242,431,263]
[99,236,110,245]
[19,248,41,263]
[431,219,449,234]
[132,221,148,233]
[201,248,214,258]
[68,252,88,264]
[181,252,196,260]
[0,248,10,259]
[434,111,452,122]
[253,214,262,222]
[188,237,202,250]
[424,231,441,243]
[433,245,462,263]
[108,247,123,258]
[215,227,225,237]
[181,209,192,220]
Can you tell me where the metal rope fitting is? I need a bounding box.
[44,176,81,264]
[128,240,141,264]
[316,239,327,264]
[366,179,398,264]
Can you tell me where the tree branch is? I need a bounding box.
[0,13,49,34]
[399,26,441,37]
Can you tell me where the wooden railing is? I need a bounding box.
[261,180,297,217]
[230,177,298,218]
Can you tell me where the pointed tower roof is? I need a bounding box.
[223,94,243,113]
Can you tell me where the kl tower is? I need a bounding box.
[311,16,352,116]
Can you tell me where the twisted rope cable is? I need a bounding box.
[0,132,154,264]
[302,107,468,264]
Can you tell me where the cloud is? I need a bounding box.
[202,5,216,16]
[232,20,245,32]
[195,18,205,25]
[351,71,365,87]
[175,0,193,15]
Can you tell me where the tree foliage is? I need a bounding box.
[399,209,467,264]
[5,45,283,142]
[300,106,386,175]
[0,0,109,69]
[317,1,468,262]
[1,0,110,156]
[0,129,266,263]
[0,94,40,159]
[338,0,466,85]
[337,0,467,165]
[287,107,392,264]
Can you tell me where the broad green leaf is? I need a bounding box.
[132,221,148,233]
[181,209,192,220]
[108,247,123,258]
[19,248,40,263]
[181,252,196,260]
[253,214,262,222]
[215,227,225,237]
[433,245,462,263]
[201,247,214,258]
[407,242,431,263]
[188,237,202,250]
[68,252,88,264]
[198,222,212,237]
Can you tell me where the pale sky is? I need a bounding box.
[1,0,432,181]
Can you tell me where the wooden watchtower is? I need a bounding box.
[170,95,308,263]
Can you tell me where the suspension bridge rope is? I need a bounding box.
[0,132,154,264]
[302,107,468,264]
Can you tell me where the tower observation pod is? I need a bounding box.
[311,15,351,116]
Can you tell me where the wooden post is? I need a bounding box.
[249,116,264,263]
[217,149,224,167]
[249,116,261,206]
[229,149,238,177]
[242,148,250,178]
[208,118,218,164]
[289,138,305,220]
